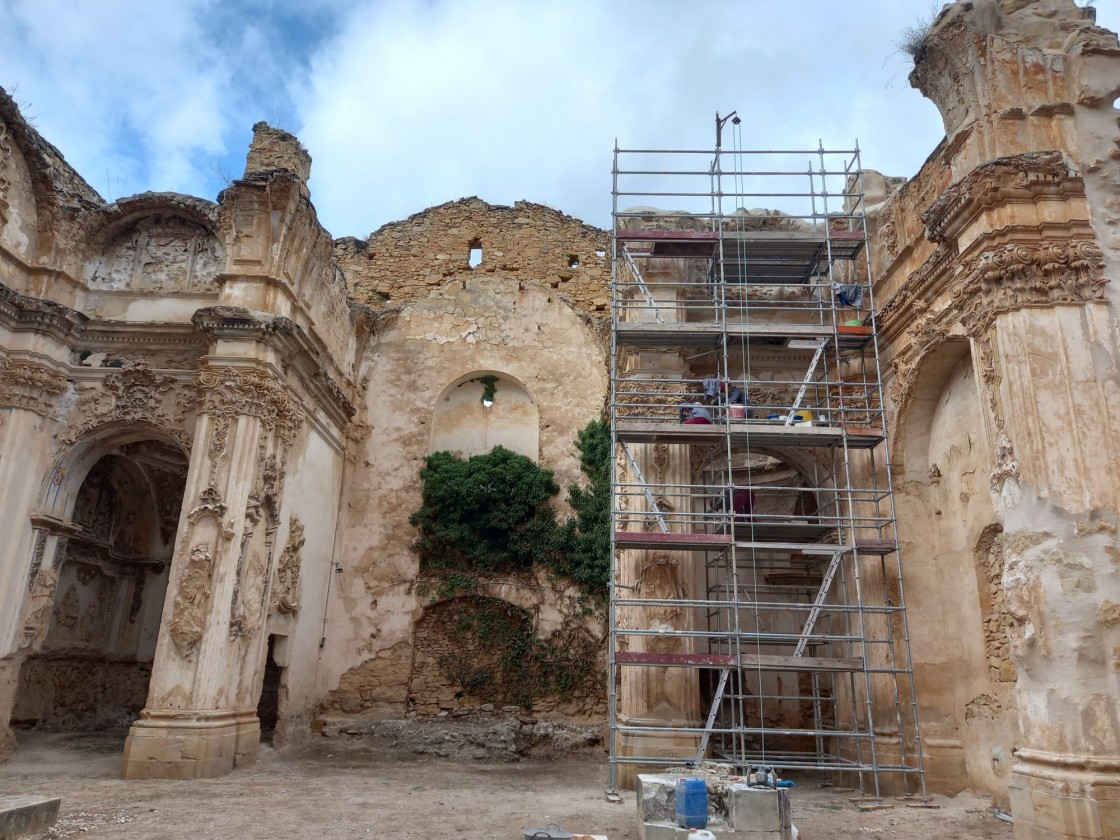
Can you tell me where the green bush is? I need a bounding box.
[410,419,611,600]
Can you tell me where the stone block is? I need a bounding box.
[727,785,791,835]
[636,774,678,824]
[639,822,681,840]
[0,796,61,840]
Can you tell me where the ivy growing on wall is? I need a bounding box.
[410,418,611,600]
[409,419,611,709]
[433,596,602,709]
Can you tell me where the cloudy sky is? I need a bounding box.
[1,0,1116,238]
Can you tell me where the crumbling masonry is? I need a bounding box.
[0,2,1117,838]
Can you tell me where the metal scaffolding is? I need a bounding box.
[607,119,925,799]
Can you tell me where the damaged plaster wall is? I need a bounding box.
[321,270,608,721]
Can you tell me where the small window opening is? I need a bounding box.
[567,254,580,268]
[468,241,483,269]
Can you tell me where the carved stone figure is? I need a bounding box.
[168,545,213,656]
[272,517,305,615]
[22,566,58,642]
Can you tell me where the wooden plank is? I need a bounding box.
[854,539,898,555]
[740,654,863,672]
[615,531,732,550]
[615,651,736,667]
[615,651,862,671]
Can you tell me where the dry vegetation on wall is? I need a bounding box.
[408,420,611,711]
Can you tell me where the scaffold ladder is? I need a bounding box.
[793,548,845,657]
[620,442,670,534]
[784,339,827,426]
[694,665,733,764]
[621,246,665,324]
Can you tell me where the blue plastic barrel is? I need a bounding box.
[675,777,708,829]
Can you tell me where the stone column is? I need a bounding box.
[0,358,68,756]
[122,365,301,779]
[616,440,704,789]
[986,303,1120,839]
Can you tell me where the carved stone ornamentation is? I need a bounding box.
[188,486,227,524]
[26,528,47,591]
[0,358,68,418]
[272,516,305,615]
[615,377,689,419]
[169,544,213,656]
[193,366,303,448]
[104,363,176,423]
[0,118,11,225]
[66,362,191,448]
[22,566,58,644]
[990,432,1021,493]
[880,218,898,261]
[951,240,1107,335]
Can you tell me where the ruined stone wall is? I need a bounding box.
[866,0,1120,829]
[336,198,611,316]
[322,272,608,722]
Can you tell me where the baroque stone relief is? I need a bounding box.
[89,214,223,294]
[66,362,192,450]
[950,239,1107,334]
[169,544,213,656]
[272,516,305,616]
[0,358,68,418]
[193,367,303,449]
[0,117,11,225]
[886,238,1106,445]
[22,566,58,645]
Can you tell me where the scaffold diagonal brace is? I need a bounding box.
[620,442,670,534]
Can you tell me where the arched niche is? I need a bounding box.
[87,211,223,294]
[429,371,539,461]
[0,126,39,259]
[893,337,973,482]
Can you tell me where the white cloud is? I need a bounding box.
[1,0,1117,234]
[295,0,953,236]
[0,0,238,198]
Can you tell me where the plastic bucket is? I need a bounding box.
[728,404,746,420]
[675,777,708,829]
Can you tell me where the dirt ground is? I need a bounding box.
[0,730,1014,840]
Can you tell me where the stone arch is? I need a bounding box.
[13,429,189,731]
[429,370,540,461]
[0,115,39,259]
[39,424,189,521]
[891,336,972,482]
[85,198,223,294]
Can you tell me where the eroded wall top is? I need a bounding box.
[336,197,611,316]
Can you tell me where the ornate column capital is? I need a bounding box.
[193,366,303,448]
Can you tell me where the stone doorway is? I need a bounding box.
[256,635,283,745]
[12,440,188,731]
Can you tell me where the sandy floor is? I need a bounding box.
[0,731,1014,840]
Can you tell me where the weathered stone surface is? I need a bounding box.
[871,1,1120,836]
[0,7,1117,834]
[0,795,61,840]
[336,197,610,316]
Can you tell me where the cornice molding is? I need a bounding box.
[192,305,355,425]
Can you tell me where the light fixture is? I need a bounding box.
[482,398,494,408]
